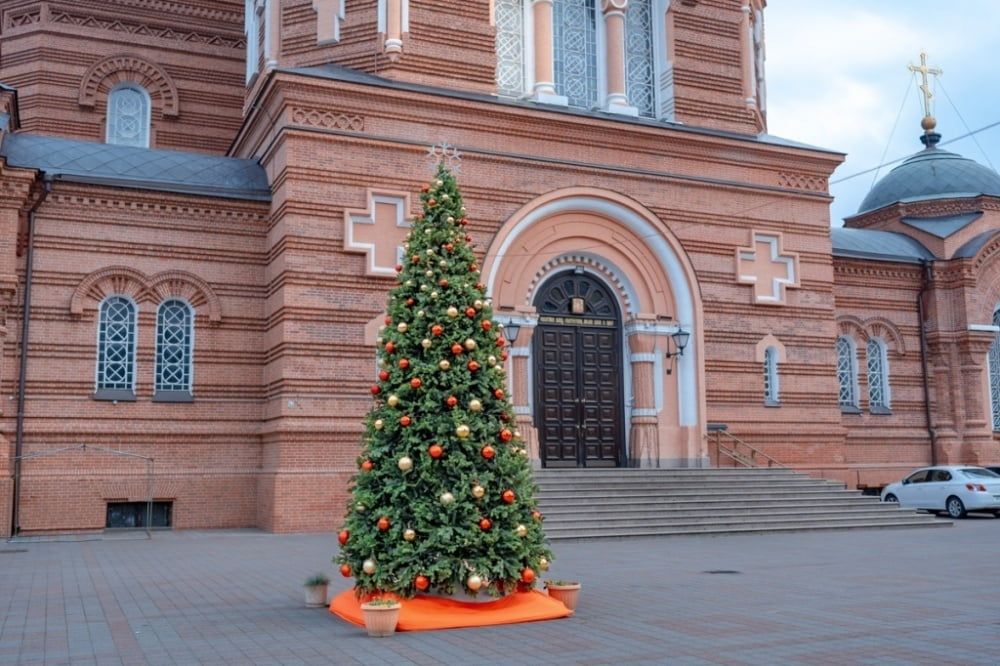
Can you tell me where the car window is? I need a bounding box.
[905,470,930,483]
[930,470,951,482]
[960,468,999,479]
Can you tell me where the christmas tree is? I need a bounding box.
[334,164,554,600]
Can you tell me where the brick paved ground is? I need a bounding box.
[2,518,999,665]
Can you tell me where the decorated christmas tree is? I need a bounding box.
[335,164,554,600]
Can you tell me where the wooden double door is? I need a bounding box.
[533,272,624,467]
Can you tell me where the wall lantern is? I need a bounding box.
[664,328,690,375]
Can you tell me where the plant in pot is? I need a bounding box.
[359,597,402,637]
[544,580,581,611]
[303,573,330,608]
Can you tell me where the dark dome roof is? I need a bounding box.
[857,144,1000,214]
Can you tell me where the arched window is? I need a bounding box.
[155,299,194,401]
[96,296,137,400]
[106,83,151,147]
[763,346,779,405]
[866,337,890,412]
[989,308,1000,430]
[495,0,664,118]
[836,335,859,411]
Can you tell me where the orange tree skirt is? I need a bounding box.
[330,589,572,631]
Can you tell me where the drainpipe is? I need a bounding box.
[917,258,937,466]
[11,173,51,537]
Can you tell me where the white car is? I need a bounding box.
[881,466,1000,518]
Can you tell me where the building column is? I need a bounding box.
[384,0,404,61]
[601,0,637,116]
[505,313,540,468]
[627,320,659,467]
[530,0,567,105]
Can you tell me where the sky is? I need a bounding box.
[763,1,1000,226]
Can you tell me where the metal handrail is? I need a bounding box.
[706,425,787,469]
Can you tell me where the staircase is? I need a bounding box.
[533,468,949,539]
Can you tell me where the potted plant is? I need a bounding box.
[544,580,581,611]
[359,597,402,637]
[303,573,330,608]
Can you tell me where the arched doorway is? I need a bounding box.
[533,270,624,467]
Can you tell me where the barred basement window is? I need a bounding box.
[763,346,779,406]
[105,83,151,147]
[836,335,859,412]
[989,309,1000,430]
[106,501,172,528]
[95,296,137,401]
[154,299,193,402]
[866,337,890,413]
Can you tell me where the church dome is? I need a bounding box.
[857,136,1000,214]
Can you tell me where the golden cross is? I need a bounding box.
[908,52,942,119]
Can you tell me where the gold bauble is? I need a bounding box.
[539,556,549,571]
[405,279,414,287]
[439,360,451,371]
[387,395,399,407]
[447,306,459,318]
[488,355,497,366]
[440,491,454,505]
[472,484,485,499]
[362,559,376,574]
[397,322,408,333]
[422,338,433,349]
[468,399,482,412]
[464,338,477,350]
[456,424,470,438]
[474,300,483,310]
[420,284,428,292]
[374,419,384,430]
[430,291,439,299]
[398,456,413,471]
[425,270,434,278]
[417,310,425,317]
[356,503,366,512]
[403,528,416,542]
[516,524,527,537]
[466,574,483,591]
[426,248,435,256]
[423,227,431,235]
[439,260,447,268]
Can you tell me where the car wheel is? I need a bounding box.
[882,493,898,503]
[946,496,967,519]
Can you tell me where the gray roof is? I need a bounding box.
[901,212,982,239]
[831,228,933,263]
[857,146,1000,214]
[954,230,1000,259]
[0,133,270,201]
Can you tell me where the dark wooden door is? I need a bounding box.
[533,272,623,468]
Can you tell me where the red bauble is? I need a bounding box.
[467,360,480,371]
[410,378,422,389]
[395,264,403,273]
[378,517,390,531]
[338,529,349,545]
[482,320,492,331]
[429,444,443,459]
[384,316,392,325]
[379,370,390,381]
[501,351,509,361]
[465,307,476,317]
[370,385,381,395]
[385,342,396,353]
[502,489,515,504]
[475,282,484,290]
[398,358,410,369]
[499,413,509,421]
[431,324,444,336]
[415,575,430,591]
[470,263,478,272]
[460,217,469,226]
[465,234,473,242]
[421,185,430,192]
[521,568,535,584]
[439,279,449,287]
[481,445,496,460]
[428,199,437,206]
[406,298,415,306]
[444,243,454,251]
[496,336,506,347]
[411,254,420,263]
[531,510,542,521]
[361,460,373,471]
[446,396,458,407]
[340,563,352,577]
[494,389,504,399]
[500,428,514,442]
[451,343,463,355]
[400,415,412,426]
[479,518,492,531]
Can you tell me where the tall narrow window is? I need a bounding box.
[625,0,655,117]
[989,309,1000,430]
[155,299,193,401]
[866,337,890,412]
[106,84,151,147]
[96,296,137,400]
[836,335,859,411]
[553,0,599,109]
[495,0,524,98]
[763,346,779,406]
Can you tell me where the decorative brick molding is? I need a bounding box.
[836,315,905,354]
[51,10,243,49]
[736,231,799,304]
[290,107,364,131]
[344,190,412,276]
[70,266,221,322]
[527,254,637,319]
[777,172,827,192]
[78,54,180,117]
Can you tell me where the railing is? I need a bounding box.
[706,424,787,469]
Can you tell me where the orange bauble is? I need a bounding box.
[379,370,390,381]
[400,415,412,426]
[479,518,492,531]
[410,378,422,389]
[521,568,535,584]
[385,342,396,353]
[481,320,492,331]
[377,517,390,531]
[465,307,476,317]
[429,444,444,459]
[340,563,351,577]
[415,575,430,591]
[494,388,504,399]
[502,489,515,504]
[467,360,480,371]
[446,395,458,407]
[338,529,349,544]
[451,343,463,355]
[398,358,410,369]
[370,385,380,395]
[500,428,513,442]
[361,459,373,471]
[431,324,444,336]
[481,445,496,459]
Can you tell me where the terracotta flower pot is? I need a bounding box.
[360,601,402,637]
[545,582,581,611]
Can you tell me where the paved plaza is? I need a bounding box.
[2,518,999,665]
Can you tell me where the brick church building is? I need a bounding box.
[1,0,998,536]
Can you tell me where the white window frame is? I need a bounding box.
[836,335,859,411]
[866,337,891,412]
[95,295,138,400]
[763,345,779,406]
[988,308,1000,430]
[105,83,151,148]
[154,299,194,401]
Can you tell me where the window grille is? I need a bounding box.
[989,309,1000,430]
[155,300,193,394]
[836,336,858,408]
[763,346,779,404]
[97,297,136,392]
[625,0,655,117]
[553,0,599,109]
[106,84,151,147]
[495,0,524,97]
[866,337,889,409]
